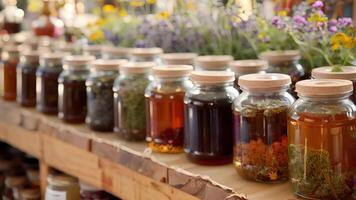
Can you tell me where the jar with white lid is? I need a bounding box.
[58,55,95,123]
[145,65,193,153]
[184,71,239,165]
[288,79,356,199]
[195,55,233,71]
[113,62,155,140]
[229,59,268,92]
[233,73,294,183]
[159,53,197,65]
[128,48,162,63]
[86,59,127,132]
[101,46,129,60]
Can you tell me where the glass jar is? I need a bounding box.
[2,46,19,101]
[184,71,239,165]
[195,55,233,71]
[312,66,356,104]
[113,62,155,141]
[1,0,24,34]
[58,55,94,123]
[80,182,114,200]
[83,45,102,59]
[101,46,128,60]
[145,65,193,153]
[45,174,80,200]
[54,43,78,55]
[288,79,356,199]
[229,59,268,92]
[17,51,39,107]
[259,50,306,98]
[36,53,65,115]
[233,73,294,183]
[3,175,28,200]
[19,187,40,200]
[159,53,197,65]
[128,48,162,63]
[86,59,127,132]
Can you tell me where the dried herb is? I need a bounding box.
[289,144,354,199]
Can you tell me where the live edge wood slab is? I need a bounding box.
[0,100,296,200]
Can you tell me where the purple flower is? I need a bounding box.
[328,19,337,26]
[271,16,285,29]
[293,15,308,27]
[312,1,324,9]
[329,26,337,32]
[337,17,353,28]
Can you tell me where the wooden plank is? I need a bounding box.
[42,134,102,188]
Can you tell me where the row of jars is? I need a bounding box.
[1,44,355,199]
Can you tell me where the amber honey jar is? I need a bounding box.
[2,45,20,101]
[195,55,233,71]
[229,59,268,92]
[184,71,239,165]
[36,53,65,115]
[58,55,95,124]
[86,59,127,132]
[101,46,129,60]
[145,65,193,153]
[233,73,294,183]
[128,48,162,63]
[159,53,197,65]
[259,50,306,98]
[289,79,356,199]
[113,62,155,141]
[312,66,356,104]
[17,51,40,107]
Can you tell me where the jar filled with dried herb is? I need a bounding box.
[102,46,129,60]
[184,71,239,165]
[289,79,356,199]
[36,53,65,115]
[86,59,127,132]
[128,48,162,63]
[45,173,80,200]
[58,55,94,124]
[229,60,268,92]
[113,62,154,141]
[312,66,356,104]
[2,45,20,101]
[145,65,193,153]
[195,55,233,71]
[83,45,102,59]
[159,53,197,65]
[233,73,294,183]
[17,51,40,107]
[259,50,306,98]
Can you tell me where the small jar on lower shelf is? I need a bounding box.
[19,186,40,200]
[3,175,28,200]
[86,59,127,132]
[145,65,193,153]
[80,182,116,200]
[184,71,239,165]
[46,173,80,200]
[58,55,94,123]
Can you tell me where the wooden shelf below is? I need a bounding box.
[0,100,296,200]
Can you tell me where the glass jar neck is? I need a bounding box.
[155,76,188,83]
[40,60,62,68]
[298,93,352,102]
[196,82,233,90]
[241,87,288,95]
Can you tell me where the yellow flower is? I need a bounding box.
[118,9,128,17]
[157,11,170,19]
[330,32,355,51]
[102,4,116,14]
[186,1,196,11]
[129,0,145,7]
[277,10,287,17]
[147,0,156,4]
[89,29,105,42]
[95,18,106,26]
[307,13,327,23]
[28,0,43,13]
[258,32,266,40]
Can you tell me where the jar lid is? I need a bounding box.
[152,65,193,78]
[229,59,268,74]
[80,181,101,192]
[102,46,129,57]
[41,53,66,61]
[190,71,235,84]
[120,62,155,74]
[296,79,353,96]
[20,187,40,198]
[92,59,128,71]
[47,174,78,187]
[238,73,291,90]
[259,50,301,64]
[312,66,356,80]
[55,43,76,53]
[160,53,197,65]
[63,55,95,69]
[3,45,19,53]
[129,48,163,58]
[22,51,40,61]
[195,55,233,70]
[83,45,102,54]
[5,176,27,187]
